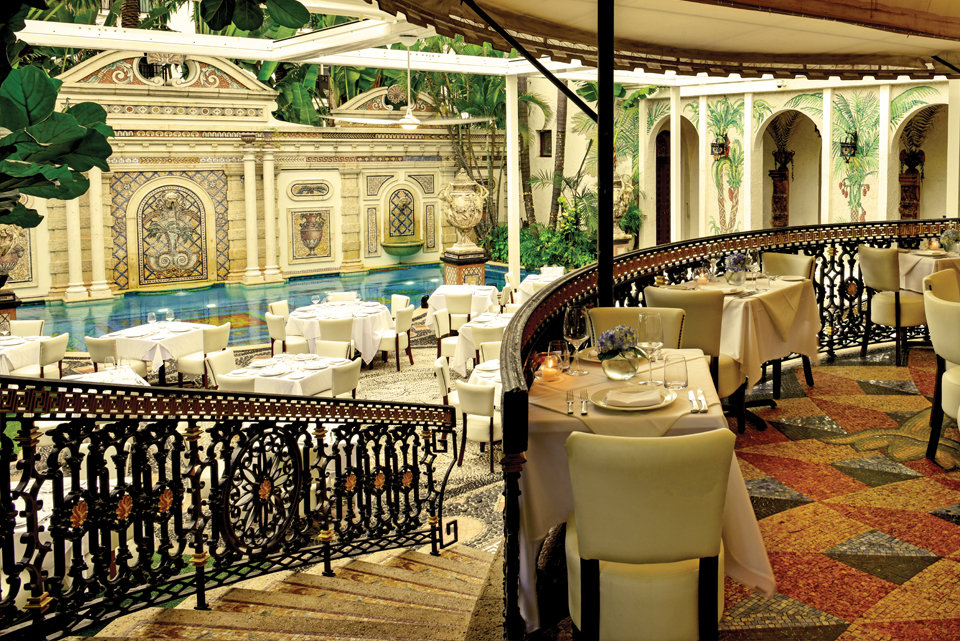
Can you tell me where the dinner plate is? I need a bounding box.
[124,327,154,338]
[914,249,947,257]
[722,287,745,295]
[228,369,250,376]
[780,275,805,282]
[259,367,289,377]
[247,360,270,368]
[303,361,329,370]
[579,348,602,363]
[590,384,677,412]
[287,371,307,380]
[475,360,500,372]
[295,353,317,361]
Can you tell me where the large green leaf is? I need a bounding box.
[232,0,264,31]
[57,130,113,172]
[279,82,322,125]
[18,165,88,199]
[0,66,57,126]
[0,202,43,229]
[0,159,44,178]
[265,0,309,29]
[0,95,27,131]
[200,0,236,31]
[25,111,86,147]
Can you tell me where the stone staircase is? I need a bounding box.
[73,544,502,641]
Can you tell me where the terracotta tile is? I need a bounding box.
[860,559,960,623]
[807,398,901,434]
[821,367,916,383]
[738,452,870,501]
[827,505,960,557]
[804,371,870,396]
[758,503,872,553]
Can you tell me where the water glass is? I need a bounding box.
[165,309,174,322]
[548,340,569,373]
[664,355,688,390]
[103,356,115,371]
[637,311,664,385]
[311,294,320,306]
[563,306,590,376]
[756,272,771,292]
[147,312,156,325]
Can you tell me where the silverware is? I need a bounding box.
[688,390,698,414]
[566,390,574,415]
[696,388,709,413]
[580,389,589,415]
[737,290,757,298]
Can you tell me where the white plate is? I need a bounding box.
[591,384,677,411]
[247,360,270,368]
[723,287,745,296]
[475,360,500,372]
[228,369,250,376]
[124,327,154,338]
[295,353,316,361]
[579,348,602,364]
[780,275,806,282]
[287,371,307,380]
[259,367,289,377]
[914,250,947,257]
[303,361,329,370]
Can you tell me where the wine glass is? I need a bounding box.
[563,306,590,377]
[708,257,720,281]
[311,294,320,306]
[165,309,174,322]
[147,312,156,326]
[637,311,664,386]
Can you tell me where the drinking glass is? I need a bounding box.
[708,257,720,281]
[637,311,664,385]
[103,356,115,371]
[756,272,771,292]
[548,339,569,373]
[664,354,688,390]
[165,309,174,322]
[563,306,590,376]
[147,312,156,325]
[311,294,320,306]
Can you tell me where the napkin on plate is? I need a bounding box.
[605,388,661,407]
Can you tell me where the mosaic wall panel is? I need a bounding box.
[109,170,229,291]
[136,186,208,286]
[366,175,393,196]
[425,204,436,251]
[290,210,333,262]
[444,263,457,284]
[79,58,145,85]
[104,104,263,118]
[411,174,435,194]
[289,180,332,200]
[461,266,483,286]
[388,189,415,238]
[186,61,245,90]
[366,207,380,257]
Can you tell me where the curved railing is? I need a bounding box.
[499,218,955,638]
[0,377,458,639]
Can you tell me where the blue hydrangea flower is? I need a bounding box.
[597,324,640,360]
[725,252,749,273]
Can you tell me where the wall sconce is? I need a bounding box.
[711,134,729,160]
[840,130,858,163]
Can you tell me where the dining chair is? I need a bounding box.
[203,348,237,389]
[505,270,520,290]
[327,291,358,302]
[858,245,926,366]
[317,317,355,359]
[588,306,685,350]
[445,291,474,333]
[471,324,507,366]
[565,429,734,640]
[84,336,148,377]
[378,305,415,371]
[456,381,502,473]
[433,356,460,409]
[433,307,458,359]
[9,319,44,337]
[391,294,411,319]
[10,333,69,379]
[479,341,501,363]
[265,312,310,356]
[644,287,753,432]
[315,357,362,399]
[759,251,817,395]
[923,269,960,303]
[922,289,960,462]
[500,282,517,310]
[176,322,231,388]
[504,303,523,314]
[315,340,351,359]
[268,300,290,321]
[216,375,256,393]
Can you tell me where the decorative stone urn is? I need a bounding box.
[439,168,489,257]
[612,175,634,255]
[299,212,325,255]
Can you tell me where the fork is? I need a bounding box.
[579,389,589,415]
[566,390,574,414]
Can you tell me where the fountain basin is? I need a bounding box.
[381,241,424,258]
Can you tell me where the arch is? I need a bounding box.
[754,108,822,228]
[889,101,949,220]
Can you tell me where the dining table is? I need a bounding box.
[425,284,500,331]
[489,350,776,632]
[0,335,46,374]
[62,368,150,386]
[104,322,210,385]
[285,301,393,365]
[451,311,513,376]
[218,354,344,396]
[898,248,960,292]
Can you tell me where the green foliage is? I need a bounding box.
[784,93,823,120]
[619,202,644,237]
[890,86,940,129]
[518,195,597,271]
[832,92,879,222]
[706,96,745,235]
[753,99,773,126]
[199,0,307,31]
[479,222,509,263]
[0,65,113,227]
[571,82,655,178]
[646,101,669,133]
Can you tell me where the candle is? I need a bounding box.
[540,366,559,381]
[931,239,941,250]
[696,274,708,284]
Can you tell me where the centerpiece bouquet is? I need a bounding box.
[940,228,959,252]
[724,251,750,286]
[596,324,644,380]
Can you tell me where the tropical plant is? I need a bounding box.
[890,85,940,129]
[571,82,655,179]
[478,222,509,263]
[517,76,553,226]
[706,96,744,234]
[683,101,699,127]
[646,100,669,133]
[198,0,309,32]
[832,92,880,222]
[548,80,567,229]
[784,92,823,120]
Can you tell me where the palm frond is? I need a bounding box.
[784,93,823,120]
[900,104,944,150]
[890,85,941,128]
[753,99,774,126]
[646,101,670,133]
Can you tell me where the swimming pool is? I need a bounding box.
[17,263,518,352]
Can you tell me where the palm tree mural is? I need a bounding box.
[833,92,879,222]
[706,96,744,234]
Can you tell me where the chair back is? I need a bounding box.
[318,317,354,343]
[456,381,495,418]
[204,348,237,388]
[445,291,474,315]
[642,287,723,357]
[504,303,522,314]
[923,269,960,303]
[268,300,289,320]
[858,245,901,292]
[331,357,362,397]
[203,322,231,353]
[472,324,507,348]
[588,307,685,349]
[924,290,960,365]
[316,340,350,359]
[566,429,734,564]
[762,252,815,279]
[479,341,501,363]
[40,333,69,368]
[85,336,118,367]
[395,305,415,333]
[433,357,452,399]
[505,271,519,289]
[327,291,358,302]
[217,375,256,393]
[10,319,44,337]
[264,312,287,341]
[433,307,452,338]
[391,294,411,318]
[501,282,517,306]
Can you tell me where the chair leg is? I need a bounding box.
[928,355,947,461]
[406,332,414,365]
[802,355,814,386]
[178,373,183,386]
[698,555,720,641]
[861,289,873,358]
[894,292,903,367]
[579,558,600,640]
[772,360,782,400]
[395,335,401,372]
[489,418,495,474]
[457,414,468,467]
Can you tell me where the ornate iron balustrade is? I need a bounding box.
[498,219,955,639]
[0,376,457,639]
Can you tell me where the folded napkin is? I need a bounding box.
[605,388,661,407]
[756,282,803,341]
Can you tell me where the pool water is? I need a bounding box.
[17,263,516,352]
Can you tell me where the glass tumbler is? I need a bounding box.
[548,340,570,373]
[664,355,688,390]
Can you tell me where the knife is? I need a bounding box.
[696,388,709,413]
[688,390,698,414]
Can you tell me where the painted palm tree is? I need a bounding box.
[706,96,744,234]
[832,92,879,222]
[753,99,774,127]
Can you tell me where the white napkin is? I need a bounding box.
[605,388,661,407]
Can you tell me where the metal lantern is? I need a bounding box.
[840,130,858,163]
[711,134,729,160]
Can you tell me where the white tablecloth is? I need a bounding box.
[426,285,500,331]
[898,251,960,292]
[63,368,149,386]
[452,313,513,376]
[220,356,339,396]
[286,302,393,364]
[516,275,561,305]
[108,323,209,372]
[0,337,44,374]
[516,350,775,631]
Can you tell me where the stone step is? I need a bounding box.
[337,559,485,598]
[438,543,496,567]
[389,549,490,582]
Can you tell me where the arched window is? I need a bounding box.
[388,188,415,238]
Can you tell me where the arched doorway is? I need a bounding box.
[892,104,947,220]
[655,130,670,245]
[759,110,821,228]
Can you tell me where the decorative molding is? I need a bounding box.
[410,174,435,194]
[366,207,380,257]
[425,204,436,251]
[104,104,264,118]
[107,156,244,165]
[366,174,393,196]
[79,58,144,85]
[289,180,332,200]
[110,130,451,140]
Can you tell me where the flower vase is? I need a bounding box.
[600,352,641,381]
[725,271,747,287]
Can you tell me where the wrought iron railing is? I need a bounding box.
[498,219,955,638]
[0,377,457,639]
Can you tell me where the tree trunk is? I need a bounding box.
[517,77,536,226]
[121,0,140,29]
[549,81,568,229]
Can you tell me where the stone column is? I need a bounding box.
[87,167,113,298]
[948,79,960,219]
[261,143,282,281]
[241,135,263,284]
[340,167,365,272]
[669,86,682,242]
[506,74,521,280]
[63,197,89,301]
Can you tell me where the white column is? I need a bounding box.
[506,74,521,279]
[261,143,282,281]
[87,167,112,297]
[669,86,682,242]
[242,139,263,284]
[947,80,960,219]
[698,96,708,238]
[742,92,755,231]
[821,88,834,224]
[878,85,892,220]
[63,197,88,301]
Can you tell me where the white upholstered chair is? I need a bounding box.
[456,381,502,473]
[923,288,960,462]
[203,348,237,389]
[471,324,506,366]
[10,333,69,379]
[761,251,817,393]
[433,307,458,360]
[479,341,501,363]
[433,357,460,409]
[265,312,309,356]
[317,317,355,359]
[176,322,231,388]
[445,291,474,333]
[858,245,926,366]
[267,300,290,321]
[923,269,960,303]
[315,340,350,359]
[217,374,256,393]
[504,303,523,314]
[316,357,362,399]
[378,305,414,371]
[10,319,44,337]
[391,294,411,319]
[84,336,149,377]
